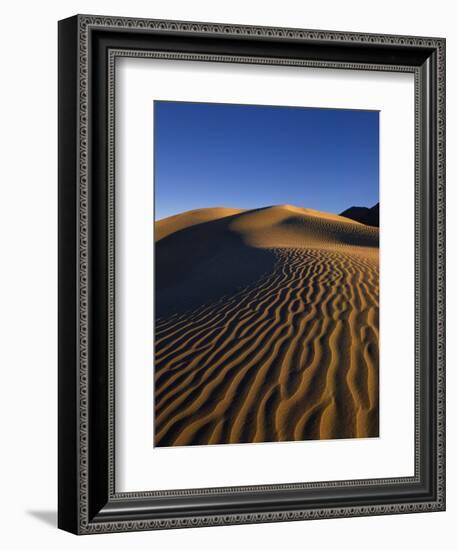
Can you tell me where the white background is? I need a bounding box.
[116,59,415,491]
[0,1,454,549]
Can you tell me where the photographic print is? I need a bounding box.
[154,101,379,447]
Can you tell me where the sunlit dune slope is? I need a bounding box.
[154,205,379,447]
[156,204,378,250]
[228,204,378,251]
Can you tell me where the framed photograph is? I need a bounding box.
[58,14,446,534]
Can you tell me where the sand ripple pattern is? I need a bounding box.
[154,246,379,446]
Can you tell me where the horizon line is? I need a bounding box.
[155,202,379,222]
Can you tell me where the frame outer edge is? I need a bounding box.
[58,15,82,535]
[435,38,445,511]
[77,13,90,533]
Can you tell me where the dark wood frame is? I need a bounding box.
[58,14,446,534]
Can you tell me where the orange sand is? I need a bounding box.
[154,206,379,446]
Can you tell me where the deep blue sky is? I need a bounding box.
[154,101,379,220]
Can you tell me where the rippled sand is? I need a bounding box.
[154,205,379,446]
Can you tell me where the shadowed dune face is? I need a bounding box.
[155,209,279,318]
[154,205,379,446]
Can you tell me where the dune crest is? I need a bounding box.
[227,205,378,251]
[154,205,379,446]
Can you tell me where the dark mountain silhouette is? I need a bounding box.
[340,203,379,227]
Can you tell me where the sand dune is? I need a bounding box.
[156,207,245,241]
[154,205,379,446]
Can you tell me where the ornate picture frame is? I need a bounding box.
[58,14,445,534]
